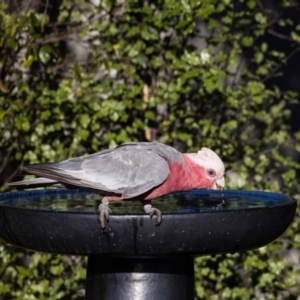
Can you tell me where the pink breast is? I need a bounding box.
[145,155,213,200]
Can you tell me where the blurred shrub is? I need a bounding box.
[0,0,300,299]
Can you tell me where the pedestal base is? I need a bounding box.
[85,256,194,300]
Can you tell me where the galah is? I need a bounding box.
[9,142,225,228]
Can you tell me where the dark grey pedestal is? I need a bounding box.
[85,256,194,300]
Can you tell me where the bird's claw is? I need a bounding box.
[149,208,162,224]
[98,203,112,229]
[216,199,225,209]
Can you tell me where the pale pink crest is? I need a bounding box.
[186,147,225,179]
[197,147,225,177]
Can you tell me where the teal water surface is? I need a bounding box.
[0,189,294,214]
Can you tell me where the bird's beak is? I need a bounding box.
[212,176,225,190]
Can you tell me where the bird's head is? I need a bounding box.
[188,147,225,190]
[197,147,225,190]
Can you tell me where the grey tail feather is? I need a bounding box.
[23,163,60,173]
[8,177,58,187]
[22,163,77,183]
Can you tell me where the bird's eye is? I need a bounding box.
[207,169,216,177]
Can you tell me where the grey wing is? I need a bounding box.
[22,147,171,198]
[80,148,171,198]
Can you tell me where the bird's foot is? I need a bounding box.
[150,208,162,224]
[216,199,225,209]
[98,202,112,228]
[143,202,162,225]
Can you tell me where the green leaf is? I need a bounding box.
[39,45,53,64]
[242,36,253,47]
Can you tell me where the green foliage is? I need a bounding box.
[1,0,300,299]
[0,245,86,299]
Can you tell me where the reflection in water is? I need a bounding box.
[0,188,293,214]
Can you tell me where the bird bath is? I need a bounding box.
[0,189,296,300]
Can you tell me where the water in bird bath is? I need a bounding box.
[0,189,293,214]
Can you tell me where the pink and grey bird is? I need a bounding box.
[9,142,225,227]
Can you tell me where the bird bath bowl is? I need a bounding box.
[0,189,296,300]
